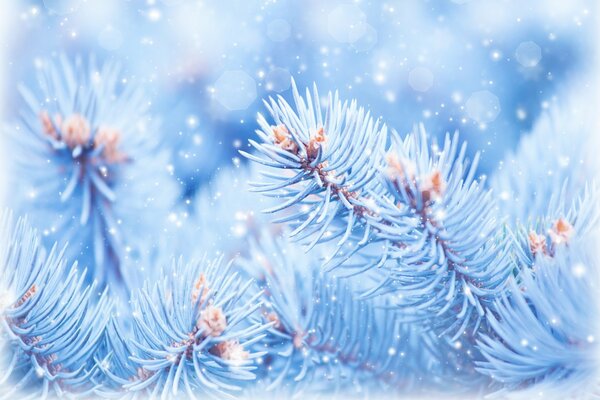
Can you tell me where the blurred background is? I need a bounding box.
[0,0,597,204]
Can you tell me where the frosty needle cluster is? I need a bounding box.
[0,58,598,399]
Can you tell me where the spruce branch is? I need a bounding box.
[7,55,176,295]
[476,186,600,391]
[0,211,111,398]
[242,81,513,336]
[98,256,271,398]
[237,233,457,396]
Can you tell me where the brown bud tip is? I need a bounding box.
[94,126,127,163]
[61,114,91,148]
[293,332,305,348]
[421,169,446,202]
[214,340,249,363]
[272,124,299,153]
[307,126,326,158]
[528,231,548,256]
[385,151,416,181]
[191,273,210,304]
[39,111,59,139]
[198,305,227,337]
[548,218,574,246]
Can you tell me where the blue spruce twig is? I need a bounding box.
[3,59,599,399]
[492,97,596,225]
[6,55,176,294]
[97,256,271,398]
[241,81,512,337]
[477,186,600,394]
[0,211,112,399]
[237,233,466,397]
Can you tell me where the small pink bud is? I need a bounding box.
[191,273,210,304]
[272,124,298,154]
[528,231,548,256]
[61,114,91,148]
[94,126,127,163]
[266,312,282,330]
[385,151,416,181]
[293,332,305,348]
[39,111,59,139]
[421,170,446,202]
[548,218,574,246]
[213,340,249,363]
[198,305,227,337]
[307,126,326,159]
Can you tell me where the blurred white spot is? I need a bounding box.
[214,70,257,111]
[466,90,501,123]
[451,91,463,103]
[351,24,378,52]
[388,347,396,356]
[267,19,291,42]
[435,209,446,220]
[147,8,162,22]
[232,223,247,238]
[0,289,14,311]
[266,68,292,92]
[451,0,474,4]
[572,263,586,277]
[520,339,528,347]
[384,90,396,103]
[408,67,434,92]
[185,115,198,129]
[42,0,81,14]
[98,26,123,51]
[558,155,570,168]
[327,5,367,43]
[515,41,542,67]
[516,107,527,120]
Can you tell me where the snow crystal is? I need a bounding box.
[408,67,434,92]
[214,70,257,111]
[466,90,501,123]
[515,41,542,67]
[266,68,292,92]
[351,24,378,52]
[327,5,368,44]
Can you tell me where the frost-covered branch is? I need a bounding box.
[6,55,176,295]
[0,211,111,399]
[242,81,512,336]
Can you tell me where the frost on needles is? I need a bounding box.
[1,59,599,399]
